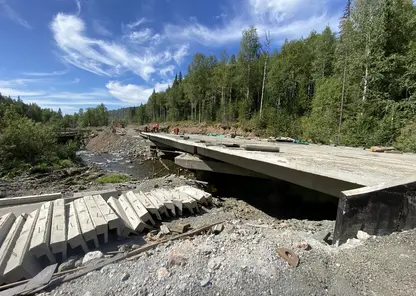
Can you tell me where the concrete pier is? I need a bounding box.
[134,192,162,220]
[29,201,55,263]
[175,186,212,205]
[144,192,171,217]
[151,190,177,215]
[50,199,67,260]
[3,210,41,283]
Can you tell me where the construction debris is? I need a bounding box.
[370,146,397,153]
[242,144,280,153]
[277,247,300,267]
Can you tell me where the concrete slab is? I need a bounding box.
[125,191,155,225]
[140,191,169,217]
[3,209,42,282]
[107,197,134,236]
[67,202,88,253]
[0,193,62,207]
[83,196,108,244]
[175,186,212,205]
[118,194,149,233]
[29,201,55,264]
[73,198,99,249]
[144,133,416,197]
[175,153,269,178]
[50,199,67,260]
[0,213,16,247]
[93,195,120,234]
[73,189,120,201]
[134,192,162,220]
[0,214,27,280]
[334,176,416,245]
[150,190,177,216]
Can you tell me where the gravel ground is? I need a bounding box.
[34,197,416,296]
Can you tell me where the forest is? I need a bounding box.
[120,0,416,151]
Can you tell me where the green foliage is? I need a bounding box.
[395,120,416,152]
[97,174,131,184]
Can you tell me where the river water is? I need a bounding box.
[77,150,177,180]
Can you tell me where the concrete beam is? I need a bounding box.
[334,176,416,245]
[139,191,169,218]
[83,196,108,244]
[3,210,41,282]
[125,191,155,226]
[50,199,67,260]
[107,197,134,237]
[175,153,269,178]
[73,198,99,249]
[0,214,27,280]
[72,189,120,202]
[118,194,149,233]
[168,189,198,214]
[134,192,162,220]
[175,186,212,205]
[0,213,16,247]
[29,201,55,264]
[67,202,88,253]
[151,190,178,216]
[0,193,62,207]
[93,195,120,235]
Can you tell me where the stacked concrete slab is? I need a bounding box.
[0,186,211,285]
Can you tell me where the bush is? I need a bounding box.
[395,120,416,152]
[97,174,131,184]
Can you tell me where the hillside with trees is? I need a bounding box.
[116,0,416,151]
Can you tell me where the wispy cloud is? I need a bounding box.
[75,0,81,15]
[51,13,189,80]
[164,0,338,46]
[0,0,31,29]
[22,70,68,77]
[92,20,112,37]
[160,65,175,77]
[106,80,171,105]
[126,17,147,29]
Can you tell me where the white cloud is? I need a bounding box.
[92,20,112,37]
[0,0,31,29]
[126,17,147,29]
[22,70,68,76]
[164,0,337,46]
[106,80,171,105]
[173,44,189,64]
[126,28,153,43]
[75,0,81,15]
[160,65,175,77]
[51,13,181,80]
[0,87,45,96]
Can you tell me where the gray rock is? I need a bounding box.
[208,256,223,270]
[58,256,78,272]
[74,258,83,268]
[121,272,130,281]
[82,250,104,265]
[200,276,211,287]
[357,230,371,240]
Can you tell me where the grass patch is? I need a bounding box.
[97,173,131,184]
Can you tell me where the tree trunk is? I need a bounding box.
[339,62,347,143]
[362,63,368,101]
[221,87,225,122]
[260,56,267,119]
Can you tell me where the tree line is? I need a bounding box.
[0,94,110,176]
[120,0,416,151]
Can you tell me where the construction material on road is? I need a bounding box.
[0,186,211,285]
[242,144,280,153]
[277,248,299,267]
[0,193,62,207]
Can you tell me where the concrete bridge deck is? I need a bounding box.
[143,133,416,197]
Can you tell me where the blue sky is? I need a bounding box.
[0,0,345,114]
